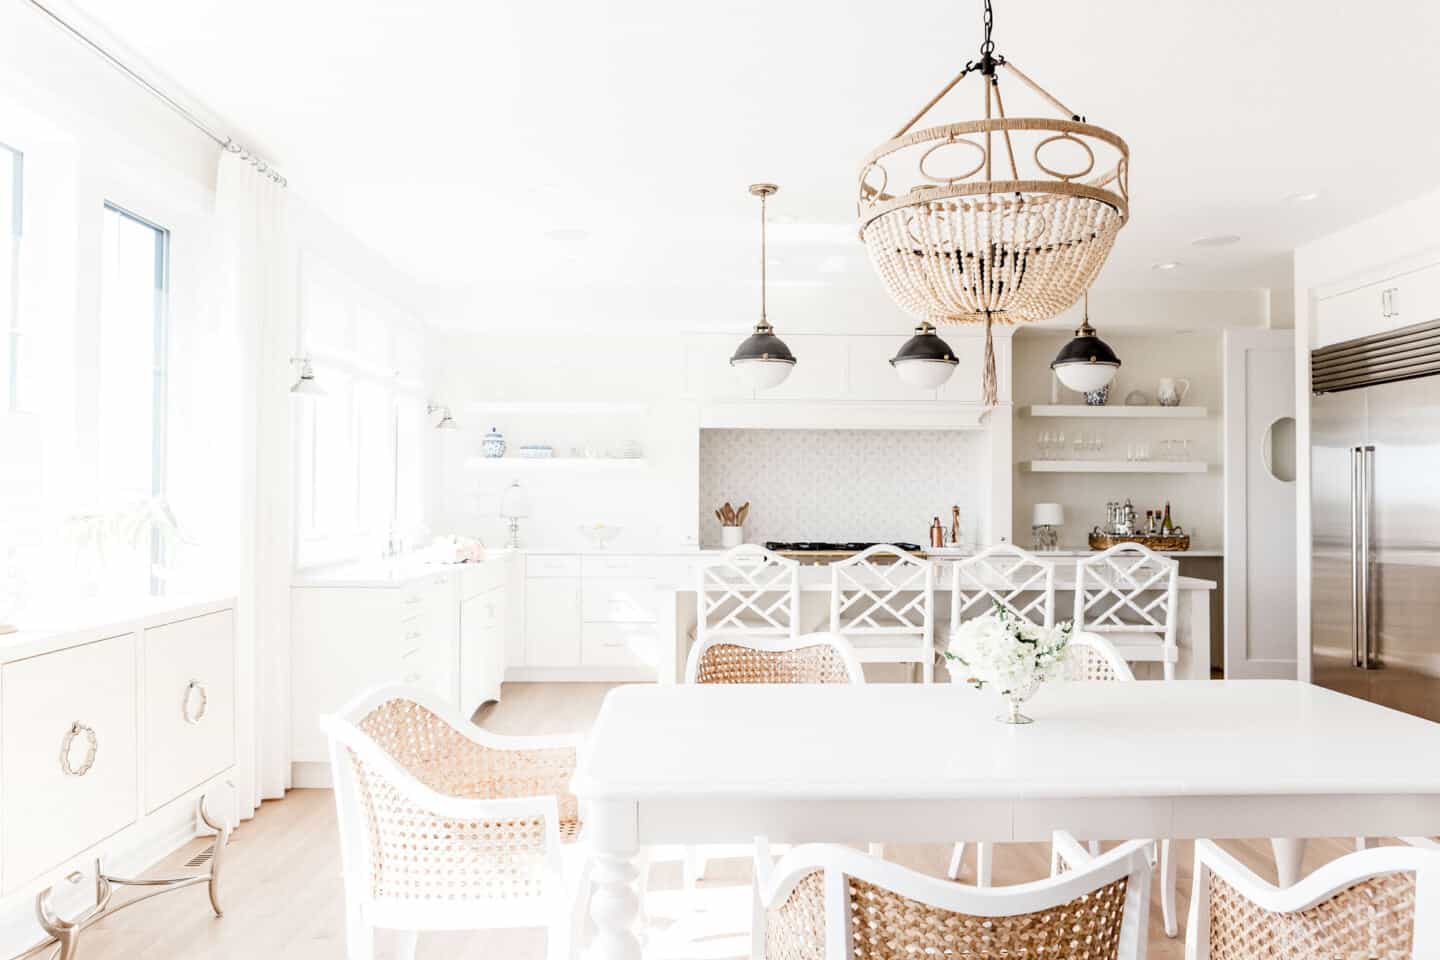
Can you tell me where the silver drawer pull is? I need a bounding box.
[403,596,422,606]
[60,722,98,777]
[404,630,423,641]
[183,679,209,725]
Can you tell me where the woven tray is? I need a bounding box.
[1088,531,1190,552]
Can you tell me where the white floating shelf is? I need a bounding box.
[464,456,647,471]
[1022,405,1209,419]
[464,400,650,416]
[1021,460,1210,474]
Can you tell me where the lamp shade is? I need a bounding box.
[730,322,796,390]
[1051,317,1121,393]
[1032,502,1065,527]
[890,322,959,388]
[498,480,530,519]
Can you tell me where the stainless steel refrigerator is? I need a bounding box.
[1311,319,1440,721]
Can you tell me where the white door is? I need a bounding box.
[1223,329,1297,678]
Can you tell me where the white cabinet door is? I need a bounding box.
[581,622,661,668]
[144,610,236,812]
[460,586,505,716]
[422,573,458,704]
[764,335,848,400]
[1386,260,1440,331]
[525,578,581,666]
[1315,280,1389,348]
[582,577,659,623]
[2,634,138,893]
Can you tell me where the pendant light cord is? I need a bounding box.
[759,190,768,326]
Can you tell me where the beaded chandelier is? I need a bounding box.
[858,0,1130,405]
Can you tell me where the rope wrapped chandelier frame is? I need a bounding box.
[858,0,1130,405]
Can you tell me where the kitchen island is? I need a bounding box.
[653,557,1216,684]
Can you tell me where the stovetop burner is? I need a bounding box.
[764,541,924,553]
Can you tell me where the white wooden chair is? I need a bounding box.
[753,837,1152,960]
[950,542,1057,628]
[323,684,589,960]
[1042,633,1183,938]
[829,545,935,681]
[695,544,801,649]
[1185,839,1440,959]
[1073,542,1180,680]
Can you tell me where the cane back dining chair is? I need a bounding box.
[829,544,935,681]
[1185,839,1440,959]
[682,632,865,887]
[1073,542,1180,680]
[324,684,589,960]
[695,544,801,649]
[753,836,1153,960]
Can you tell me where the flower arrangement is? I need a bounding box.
[945,604,1073,723]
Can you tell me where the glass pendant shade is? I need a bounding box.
[890,321,959,388]
[731,321,796,389]
[1051,316,1121,392]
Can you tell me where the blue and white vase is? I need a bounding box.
[1083,385,1110,407]
[481,426,507,458]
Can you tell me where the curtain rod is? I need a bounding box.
[24,0,287,187]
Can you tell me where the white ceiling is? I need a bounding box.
[65,0,1440,311]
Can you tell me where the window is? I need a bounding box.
[295,261,425,565]
[0,142,21,412]
[98,202,169,592]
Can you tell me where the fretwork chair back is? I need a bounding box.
[829,544,936,682]
[1185,839,1440,959]
[324,684,589,960]
[753,837,1153,960]
[1073,542,1180,680]
[695,544,801,649]
[950,542,1057,629]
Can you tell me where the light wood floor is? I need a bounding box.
[80,682,1365,959]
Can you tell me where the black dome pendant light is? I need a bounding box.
[890,321,960,388]
[1050,291,1121,393]
[730,183,796,390]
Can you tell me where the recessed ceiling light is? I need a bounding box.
[1287,191,1321,204]
[1191,234,1240,247]
[1152,261,1182,271]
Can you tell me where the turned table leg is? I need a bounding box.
[1270,838,1307,887]
[586,799,642,960]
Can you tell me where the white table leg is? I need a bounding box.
[586,800,642,960]
[1270,838,1307,887]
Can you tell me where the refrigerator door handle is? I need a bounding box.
[1350,446,1362,668]
[1358,445,1375,669]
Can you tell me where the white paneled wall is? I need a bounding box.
[698,429,987,547]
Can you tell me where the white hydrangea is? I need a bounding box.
[945,605,1072,695]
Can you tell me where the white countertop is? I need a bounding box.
[292,550,516,588]
[0,593,236,663]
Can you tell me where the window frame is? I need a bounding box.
[100,200,171,592]
[1,140,22,414]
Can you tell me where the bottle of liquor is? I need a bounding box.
[1162,502,1173,535]
[1144,510,1154,536]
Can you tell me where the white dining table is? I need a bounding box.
[573,680,1440,960]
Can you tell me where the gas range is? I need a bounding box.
[762,541,927,564]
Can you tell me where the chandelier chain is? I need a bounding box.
[979,0,995,58]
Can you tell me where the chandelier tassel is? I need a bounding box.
[982,311,997,407]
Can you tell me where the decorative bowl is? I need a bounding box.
[579,523,622,549]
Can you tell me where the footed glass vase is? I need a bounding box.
[998,678,1044,725]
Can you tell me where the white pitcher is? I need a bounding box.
[1157,377,1190,407]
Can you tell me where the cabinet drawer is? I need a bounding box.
[581,622,660,668]
[144,611,236,813]
[582,555,655,579]
[2,634,138,893]
[527,554,581,578]
[582,577,659,623]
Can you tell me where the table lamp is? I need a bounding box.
[1032,502,1064,552]
[499,481,531,549]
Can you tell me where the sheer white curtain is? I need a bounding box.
[214,151,295,819]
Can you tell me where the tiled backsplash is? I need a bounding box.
[698,429,987,547]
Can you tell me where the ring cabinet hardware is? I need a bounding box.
[60,721,98,777]
[183,679,209,725]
